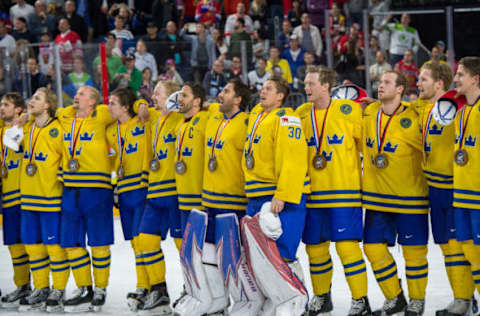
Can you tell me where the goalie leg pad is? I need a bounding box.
[215,213,264,316]
[175,209,212,316]
[202,242,228,314]
[241,215,307,314]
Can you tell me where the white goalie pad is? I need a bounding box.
[215,213,264,316]
[241,215,307,316]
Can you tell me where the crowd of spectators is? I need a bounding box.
[0,0,468,105]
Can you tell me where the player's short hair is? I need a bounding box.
[37,87,58,117]
[2,92,25,110]
[184,81,206,108]
[422,62,453,91]
[459,56,480,87]
[111,87,137,117]
[267,76,290,105]
[82,86,100,105]
[306,65,337,92]
[228,78,250,111]
[157,80,180,98]
[383,70,408,97]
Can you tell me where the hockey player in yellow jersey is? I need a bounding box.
[201,79,263,316]
[173,82,217,316]
[0,93,31,309]
[452,57,480,299]
[417,63,475,315]
[105,87,154,312]
[18,88,69,312]
[363,71,429,316]
[240,77,309,315]
[296,66,370,316]
[57,86,115,312]
[133,81,184,314]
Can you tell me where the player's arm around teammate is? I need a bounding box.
[296,66,370,316]
[362,71,429,316]
[17,88,69,312]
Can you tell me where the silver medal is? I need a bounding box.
[68,158,80,171]
[374,153,388,169]
[454,149,468,166]
[245,154,254,169]
[175,160,186,174]
[26,163,37,176]
[150,158,160,171]
[208,157,217,172]
[313,155,326,170]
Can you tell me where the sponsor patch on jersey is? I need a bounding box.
[276,109,286,117]
[193,117,200,125]
[280,115,301,127]
[49,128,59,138]
[400,118,412,129]
[340,104,352,114]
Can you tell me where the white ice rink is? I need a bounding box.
[0,217,474,315]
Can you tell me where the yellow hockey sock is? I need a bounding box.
[306,242,333,296]
[66,247,92,287]
[138,233,166,286]
[174,238,182,252]
[47,244,70,290]
[461,240,480,293]
[92,246,111,289]
[25,244,49,289]
[364,243,401,300]
[8,244,30,287]
[131,237,150,290]
[440,240,474,299]
[336,241,368,299]
[402,245,428,300]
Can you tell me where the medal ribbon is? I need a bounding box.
[152,113,171,158]
[28,119,53,163]
[458,105,474,150]
[1,129,7,169]
[116,122,127,166]
[421,105,435,152]
[311,105,330,155]
[176,121,189,161]
[247,111,268,156]
[376,105,401,153]
[69,119,84,158]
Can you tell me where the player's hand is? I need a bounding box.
[271,198,285,214]
[14,113,29,127]
[137,101,149,123]
[359,97,377,109]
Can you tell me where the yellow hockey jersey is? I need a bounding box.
[453,98,480,209]
[106,117,149,194]
[202,110,249,211]
[175,111,209,211]
[56,105,115,189]
[20,120,64,212]
[362,102,429,214]
[419,101,454,189]
[0,126,23,208]
[296,99,362,209]
[143,110,184,199]
[242,105,309,205]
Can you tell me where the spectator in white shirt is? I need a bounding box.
[224,2,253,44]
[293,13,323,58]
[247,56,271,93]
[369,50,392,95]
[10,0,35,25]
[0,19,16,55]
[134,39,158,81]
[111,15,133,41]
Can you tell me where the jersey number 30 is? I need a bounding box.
[288,127,302,139]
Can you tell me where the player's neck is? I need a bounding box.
[184,106,199,119]
[382,98,401,115]
[118,113,131,124]
[160,108,170,116]
[34,111,50,127]
[4,117,16,127]
[313,96,330,109]
[224,106,240,119]
[430,90,446,104]
[465,87,480,105]
[76,106,94,118]
[263,103,281,113]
